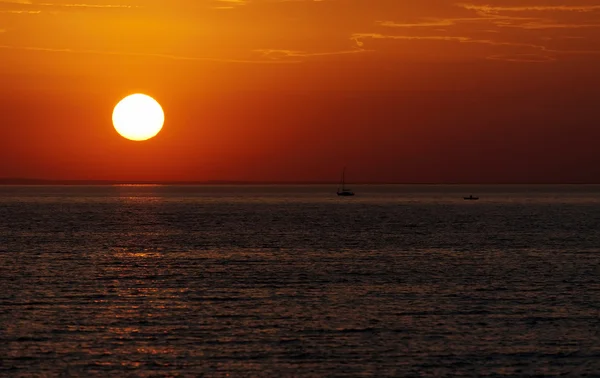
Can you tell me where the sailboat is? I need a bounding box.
[337,167,355,196]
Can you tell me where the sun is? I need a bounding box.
[112,94,164,141]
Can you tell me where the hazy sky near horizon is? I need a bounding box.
[1,0,599,182]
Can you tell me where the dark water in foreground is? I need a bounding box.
[1,185,600,377]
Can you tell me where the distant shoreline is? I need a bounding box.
[1,179,599,186]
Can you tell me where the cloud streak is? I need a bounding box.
[456,3,600,13]
[0,44,301,64]
[487,53,556,62]
[356,2,600,62]
[352,32,547,50]
[0,0,140,13]
[255,47,367,60]
[2,0,600,65]
[211,0,248,9]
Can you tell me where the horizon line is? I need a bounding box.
[1,178,599,186]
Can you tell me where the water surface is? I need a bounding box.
[1,185,600,376]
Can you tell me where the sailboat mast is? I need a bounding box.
[336,166,355,196]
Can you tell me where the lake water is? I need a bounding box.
[1,185,600,376]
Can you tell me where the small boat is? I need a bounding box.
[464,195,479,200]
[337,167,355,196]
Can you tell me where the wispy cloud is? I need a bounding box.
[358,2,600,62]
[487,53,556,62]
[0,0,140,14]
[352,32,546,50]
[211,0,248,9]
[353,33,472,44]
[377,19,458,28]
[0,9,41,13]
[351,29,600,63]
[456,3,600,13]
[379,3,600,31]
[501,20,600,29]
[255,47,366,60]
[3,0,600,65]
[0,44,301,64]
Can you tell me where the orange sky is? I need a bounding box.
[1,0,600,183]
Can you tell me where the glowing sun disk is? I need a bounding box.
[112,94,164,141]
